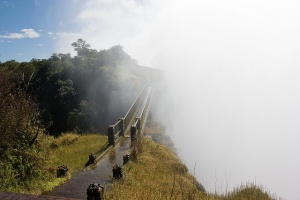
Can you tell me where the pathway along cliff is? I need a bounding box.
[47,137,131,199]
[48,82,154,199]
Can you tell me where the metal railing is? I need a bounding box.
[107,82,154,146]
[130,82,154,144]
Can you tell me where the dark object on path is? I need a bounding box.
[86,153,97,166]
[57,165,68,177]
[123,154,130,165]
[112,165,123,179]
[86,183,104,200]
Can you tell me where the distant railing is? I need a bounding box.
[130,82,154,143]
[108,82,154,146]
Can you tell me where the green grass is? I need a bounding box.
[40,133,108,194]
[14,128,278,199]
[50,133,108,174]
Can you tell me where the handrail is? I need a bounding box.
[107,82,154,146]
[131,82,154,143]
[123,82,149,134]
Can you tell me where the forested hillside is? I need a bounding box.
[0,39,153,135]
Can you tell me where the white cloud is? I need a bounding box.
[38,43,43,46]
[48,32,57,40]
[0,40,4,42]
[0,29,40,39]
[54,0,164,61]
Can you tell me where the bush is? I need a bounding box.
[0,70,52,192]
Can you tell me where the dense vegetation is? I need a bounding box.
[0,39,152,135]
[0,39,152,192]
[0,71,51,192]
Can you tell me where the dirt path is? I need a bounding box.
[48,136,131,200]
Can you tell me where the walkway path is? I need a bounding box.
[48,136,131,200]
[0,192,79,200]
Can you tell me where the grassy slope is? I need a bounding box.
[49,133,108,173]
[105,123,276,200]
[40,133,108,194]
[26,130,276,199]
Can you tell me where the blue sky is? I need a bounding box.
[0,0,158,64]
[0,0,78,62]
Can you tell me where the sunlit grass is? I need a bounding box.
[106,137,207,199]
[50,132,108,174]
[105,127,278,200]
[37,133,108,194]
[14,133,108,195]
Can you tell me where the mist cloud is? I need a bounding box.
[55,1,300,199]
[55,0,163,60]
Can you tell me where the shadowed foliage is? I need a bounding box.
[0,69,52,192]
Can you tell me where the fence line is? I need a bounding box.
[108,82,154,146]
[130,82,154,144]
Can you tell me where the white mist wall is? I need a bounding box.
[56,1,300,199]
[150,2,300,199]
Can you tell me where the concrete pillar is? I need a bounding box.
[130,125,137,144]
[118,118,124,137]
[136,117,141,130]
[108,125,115,146]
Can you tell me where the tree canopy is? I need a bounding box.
[0,39,153,135]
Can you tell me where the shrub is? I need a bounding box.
[0,70,52,192]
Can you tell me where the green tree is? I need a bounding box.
[72,38,97,60]
[0,39,149,135]
[68,100,98,132]
[55,79,76,109]
[52,79,77,134]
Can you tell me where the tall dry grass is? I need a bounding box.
[49,133,108,173]
[41,133,108,193]
[105,127,278,200]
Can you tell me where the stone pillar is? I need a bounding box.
[112,165,123,179]
[123,154,131,165]
[86,183,104,200]
[56,165,68,177]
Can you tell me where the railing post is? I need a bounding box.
[108,125,115,146]
[136,117,141,130]
[130,125,137,144]
[118,118,124,137]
